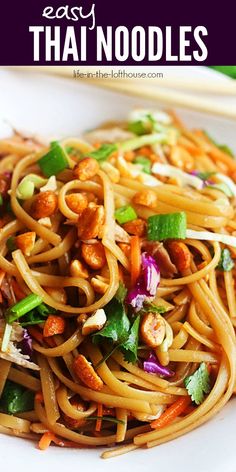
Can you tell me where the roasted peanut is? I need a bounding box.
[169,145,194,171]
[122,218,146,237]
[81,242,106,270]
[81,191,98,204]
[133,189,158,209]
[73,354,103,391]
[78,204,105,240]
[82,308,106,336]
[62,398,87,429]
[140,313,166,348]
[73,157,99,181]
[91,276,109,294]
[167,241,191,272]
[15,231,36,256]
[43,315,66,337]
[70,259,89,278]
[45,287,67,304]
[65,193,88,216]
[31,191,58,219]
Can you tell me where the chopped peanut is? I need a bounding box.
[169,145,194,171]
[133,189,158,209]
[81,191,98,204]
[82,308,106,336]
[81,242,106,270]
[43,315,66,337]
[122,218,146,237]
[167,241,191,272]
[65,193,88,216]
[91,276,109,294]
[118,243,131,258]
[70,259,89,278]
[73,157,99,181]
[38,217,52,228]
[124,151,135,162]
[31,191,58,219]
[140,313,166,348]
[45,287,67,304]
[62,398,87,429]
[15,232,36,256]
[78,204,105,240]
[73,354,103,391]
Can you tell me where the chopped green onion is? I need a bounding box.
[128,121,149,135]
[120,132,171,153]
[6,236,16,252]
[38,142,69,177]
[217,248,234,271]
[6,294,43,324]
[147,212,187,241]
[37,303,57,316]
[87,416,125,425]
[1,323,12,352]
[115,205,137,225]
[206,182,233,197]
[87,143,118,162]
[134,156,151,174]
[16,174,47,200]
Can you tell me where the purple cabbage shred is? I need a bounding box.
[143,352,174,378]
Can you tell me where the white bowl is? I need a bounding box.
[0,67,235,472]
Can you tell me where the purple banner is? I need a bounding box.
[0,0,235,65]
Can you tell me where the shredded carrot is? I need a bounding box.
[137,146,152,157]
[0,270,5,286]
[151,396,191,429]
[28,326,43,344]
[43,315,66,337]
[38,431,55,450]
[130,235,141,286]
[11,278,26,301]
[95,403,103,432]
[52,436,87,448]
[35,391,44,403]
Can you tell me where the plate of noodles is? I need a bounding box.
[0,68,236,472]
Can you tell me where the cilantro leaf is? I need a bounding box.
[93,299,130,345]
[140,303,167,315]
[184,363,211,405]
[217,248,234,272]
[87,144,117,162]
[0,380,34,414]
[115,282,128,304]
[122,315,140,363]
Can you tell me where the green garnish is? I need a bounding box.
[115,205,137,225]
[38,142,69,177]
[6,236,16,252]
[115,282,128,304]
[184,363,211,405]
[93,299,140,364]
[197,171,216,181]
[217,248,234,272]
[0,380,34,414]
[16,174,46,200]
[20,303,57,327]
[206,182,233,197]
[204,131,234,157]
[120,132,171,153]
[0,194,3,206]
[6,294,43,324]
[210,66,236,79]
[128,121,150,136]
[140,303,167,314]
[134,156,151,174]
[88,416,125,425]
[87,143,117,162]
[147,212,187,241]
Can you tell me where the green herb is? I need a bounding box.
[206,182,233,197]
[20,303,56,327]
[217,248,234,272]
[0,194,3,206]
[204,131,234,157]
[140,303,167,314]
[115,282,128,304]
[121,315,140,363]
[128,121,148,135]
[6,294,43,324]
[0,380,34,414]
[87,416,125,425]
[87,143,117,162]
[147,212,187,241]
[6,236,16,252]
[93,299,130,345]
[184,363,211,405]
[115,205,137,225]
[38,142,69,177]
[36,303,57,317]
[210,66,236,79]
[134,156,151,174]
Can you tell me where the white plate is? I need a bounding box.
[0,66,236,472]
